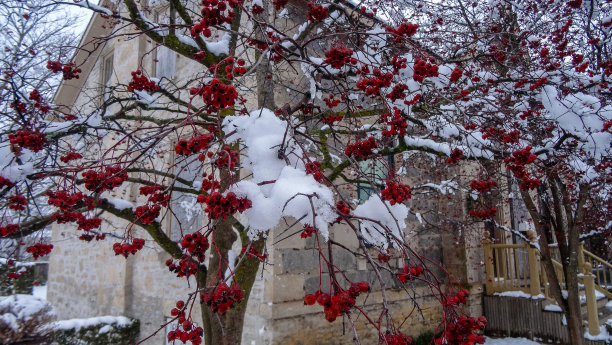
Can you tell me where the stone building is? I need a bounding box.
[47,1,487,344]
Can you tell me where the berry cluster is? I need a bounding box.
[46,190,84,210]
[301,224,317,238]
[134,205,161,224]
[506,146,537,166]
[201,281,244,314]
[166,257,199,277]
[193,51,208,61]
[52,211,83,224]
[79,233,106,242]
[139,185,169,206]
[25,243,53,259]
[273,0,288,10]
[127,70,159,92]
[82,166,128,192]
[413,59,439,82]
[9,194,27,211]
[391,55,407,74]
[113,238,145,258]
[60,152,83,163]
[383,332,412,345]
[602,119,612,133]
[197,192,252,220]
[504,146,540,190]
[168,301,204,345]
[77,217,102,231]
[357,69,394,96]
[324,46,356,69]
[345,137,376,160]
[397,265,423,283]
[305,161,324,182]
[449,67,463,83]
[198,79,238,111]
[222,57,247,80]
[213,146,239,169]
[241,246,267,260]
[443,289,470,307]
[336,200,351,215]
[190,0,241,38]
[7,271,24,280]
[174,133,214,155]
[8,130,46,153]
[28,89,50,113]
[381,182,411,205]
[378,252,391,262]
[529,77,547,91]
[9,100,27,114]
[323,96,341,110]
[386,23,418,42]
[469,180,497,192]
[201,173,220,191]
[307,2,328,21]
[386,83,409,102]
[321,114,343,125]
[436,316,486,345]
[382,108,408,137]
[0,224,18,237]
[46,60,81,80]
[469,208,496,220]
[303,282,369,322]
[180,232,209,262]
[446,148,463,164]
[0,177,14,188]
[481,127,520,144]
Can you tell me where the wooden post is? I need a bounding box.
[526,230,541,296]
[528,244,541,296]
[578,243,585,274]
[584,262,601,336]
[483,232,494,294]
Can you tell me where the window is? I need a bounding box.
[357,155,395,248]
[164,317,178,345]
[170,156,202,241]
[357,155,394,204]
[101,53,113,102]
[154,8,176,80]
[155,45,176,80]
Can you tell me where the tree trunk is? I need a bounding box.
[199,219,264,345]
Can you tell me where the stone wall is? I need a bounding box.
[46,3,486,345]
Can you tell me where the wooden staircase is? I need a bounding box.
[483,235,612,340]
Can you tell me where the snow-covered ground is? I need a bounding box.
[484,336,542,345]
[32,285,47,300]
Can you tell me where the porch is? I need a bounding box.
[482,231,612,344]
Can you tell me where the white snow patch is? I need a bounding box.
[54,315,133,331]
[493,291,545,299]
[0,294,54,326]
[543,304,562,312]
[353,194,407,249]
[484,336,542,345]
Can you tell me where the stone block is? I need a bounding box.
[282,249,319,273]
[272,274,305,303]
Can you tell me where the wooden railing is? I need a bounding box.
[483,237,610,336]
[582,245,612,299]
[483,242,540,295]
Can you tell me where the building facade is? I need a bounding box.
[47,1,487,344]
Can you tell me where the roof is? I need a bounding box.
[52,0,116,112]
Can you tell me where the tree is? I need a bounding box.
[0,0,610,345]
[0,0,80,287]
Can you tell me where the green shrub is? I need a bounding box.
[411,331,436,345]
[54,316,140,345]
[0,262,36,296]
